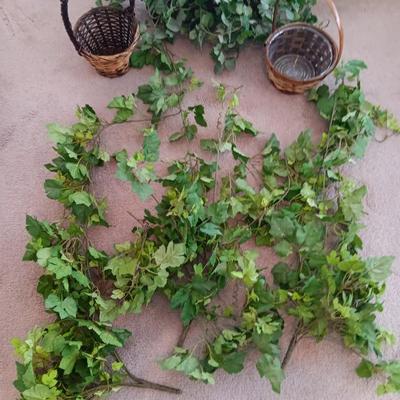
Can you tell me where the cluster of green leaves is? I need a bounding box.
[15,106,131,399]
[357,359,400,395]
[162,275,284,392]
[158,64,400,394]
[18,218,136,398]
[45,106,109,226]
[143,0,317,72]
[94,237,187,322]
[130,25,207,141]
[144,155,227,326]
[23,216,94,322]
[114,126,160,201]
[200,83,258,156]
[14,59,400,399]
[130,24,175,71]
[15,100,184,399]
[12,321,129,400]
[228,65,400,363]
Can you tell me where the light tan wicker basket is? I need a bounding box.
[60,0,140,78]
[265,0,344,94]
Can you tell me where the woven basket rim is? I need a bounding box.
[73,5,138,58]
[265,22,338,84]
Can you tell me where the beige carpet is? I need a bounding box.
[1,1,399,399]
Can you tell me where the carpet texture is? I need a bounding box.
[0,1,399,399]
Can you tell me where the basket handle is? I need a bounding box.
[272,0,344,66]
[60,0,136,55]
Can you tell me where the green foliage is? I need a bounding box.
[12,321,130,399]
[131,26,206,141]
[357,359,400,395]
[108,94,136,123]
[44,105,108,226]
[131,24,174,71]
[169,104,207,142]
[137,68,182,122]
[143,0,317,73]
[200,84,258,157]
[334,59,368,82]
[154,241,186,268]
[15,59,400,399]
[307,62,388,159]
[114,127,160,201]
[161,347,215,384]
[162,276,284,392]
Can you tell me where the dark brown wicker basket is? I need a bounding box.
[60,0,140,78]
[265,0,344,93]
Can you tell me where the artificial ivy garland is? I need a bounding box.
[142,0,317,73]
[12,28,400,400]
[98,0,317,72]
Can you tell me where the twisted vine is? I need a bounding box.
[12,26,400,400]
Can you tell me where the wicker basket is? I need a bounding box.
[265,0,344,94]
[60,0,140,78]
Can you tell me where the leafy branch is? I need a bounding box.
[143,0,317,73]
[13,58,400,400]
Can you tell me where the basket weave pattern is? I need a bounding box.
[78,15,140,78]
[268,27,334,76]
[61,0,139,78]
[265,0,343,94]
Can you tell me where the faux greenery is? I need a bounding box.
[12,24,400,400]
[97,0,318,72]
[143,0,317,72]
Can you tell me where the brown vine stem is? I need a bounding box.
[177,321,192,348]
[127,210,145,226]
[97,110,182,138]
[281,321,303,370]
[68,380,180,399]
[63,382,166,399]
[374,132,393,143]
[114,351,181,394]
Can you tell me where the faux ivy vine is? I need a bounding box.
[98,0,317,72]
[143,0,317,73]
[12,24,400,400]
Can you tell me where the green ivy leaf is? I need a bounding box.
[143,127,160,162]
[69,191,92,207]
[190,104,207,127]
[44,179,64,200]
[365,256,395,282]
[22,384,58,400]
[131,180,154,201]
[154,242,186,269]
[334,60,367,82]
[106,256,137,277]
[44,294,77,319]
[256,353,284,393]
[274,240,293,257]
[356,359,374,378]
[220,351,246,374]
[41,369,58,388]
[235,178,255,195]
[270,216,295,239]
[200,222,222,237]
[108,95,136,123]
[47,123,71,144]
[14,362,35,392]
[59,342,82,374]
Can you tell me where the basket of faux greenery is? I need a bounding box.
[265,0,343,93]
[60,0,140,77]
